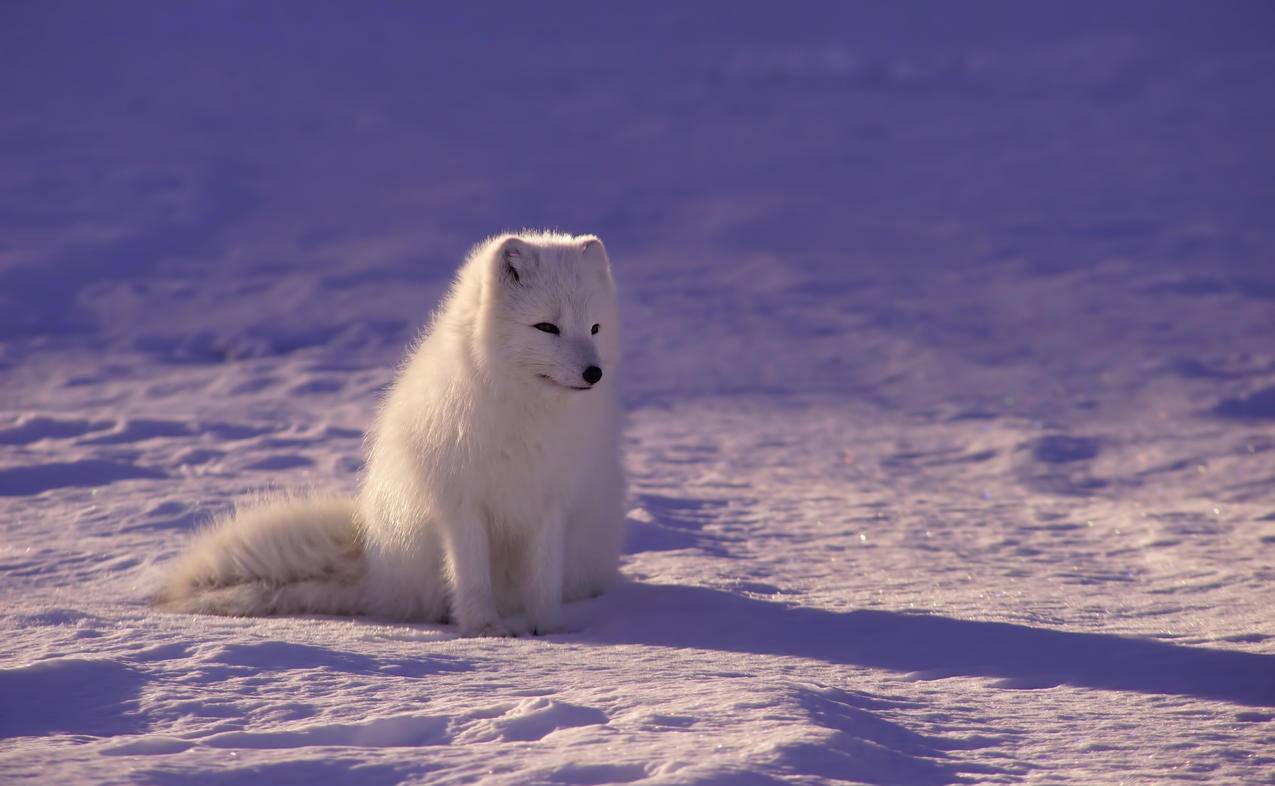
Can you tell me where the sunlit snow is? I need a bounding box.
[2,3,1274,784]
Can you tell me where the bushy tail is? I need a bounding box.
[154,495,367,617]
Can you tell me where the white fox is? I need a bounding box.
[156,231,626,636]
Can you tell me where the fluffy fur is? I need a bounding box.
[156,231,626,636]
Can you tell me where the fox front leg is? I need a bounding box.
[439,509,512,637]
[521,512,566,635]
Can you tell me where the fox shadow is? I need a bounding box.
[584,582,1275,708]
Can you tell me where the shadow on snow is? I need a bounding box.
[590,582,1275,708]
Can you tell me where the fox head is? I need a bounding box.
[474,231,620,394]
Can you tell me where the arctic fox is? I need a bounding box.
[155,231,626,636]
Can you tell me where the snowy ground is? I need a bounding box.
[2,3,1274,784]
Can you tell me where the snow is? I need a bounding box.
[2,2,1275,784]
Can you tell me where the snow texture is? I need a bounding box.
[2,2,1275,784]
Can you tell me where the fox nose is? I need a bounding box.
[582,366,603,385]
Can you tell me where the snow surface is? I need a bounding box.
[3,2,1275,784]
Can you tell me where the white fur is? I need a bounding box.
[155,231,626,636]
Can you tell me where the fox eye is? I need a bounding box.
[591,324,600,335]
[533,323,560,335]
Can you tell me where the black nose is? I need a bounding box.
[582,366,603,385]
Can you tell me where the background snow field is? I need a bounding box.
[3,2,1275,784]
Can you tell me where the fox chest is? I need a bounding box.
[472,420,590,531]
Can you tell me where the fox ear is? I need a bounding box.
[497,237,536,286]
[579,236,609,265]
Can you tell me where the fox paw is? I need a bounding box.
[530,623,568,637]
[460,619,518,638]
[526,614,567,637]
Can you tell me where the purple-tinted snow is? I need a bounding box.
[2,3,1274,784]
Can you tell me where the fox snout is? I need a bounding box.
[582,366,602,385]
